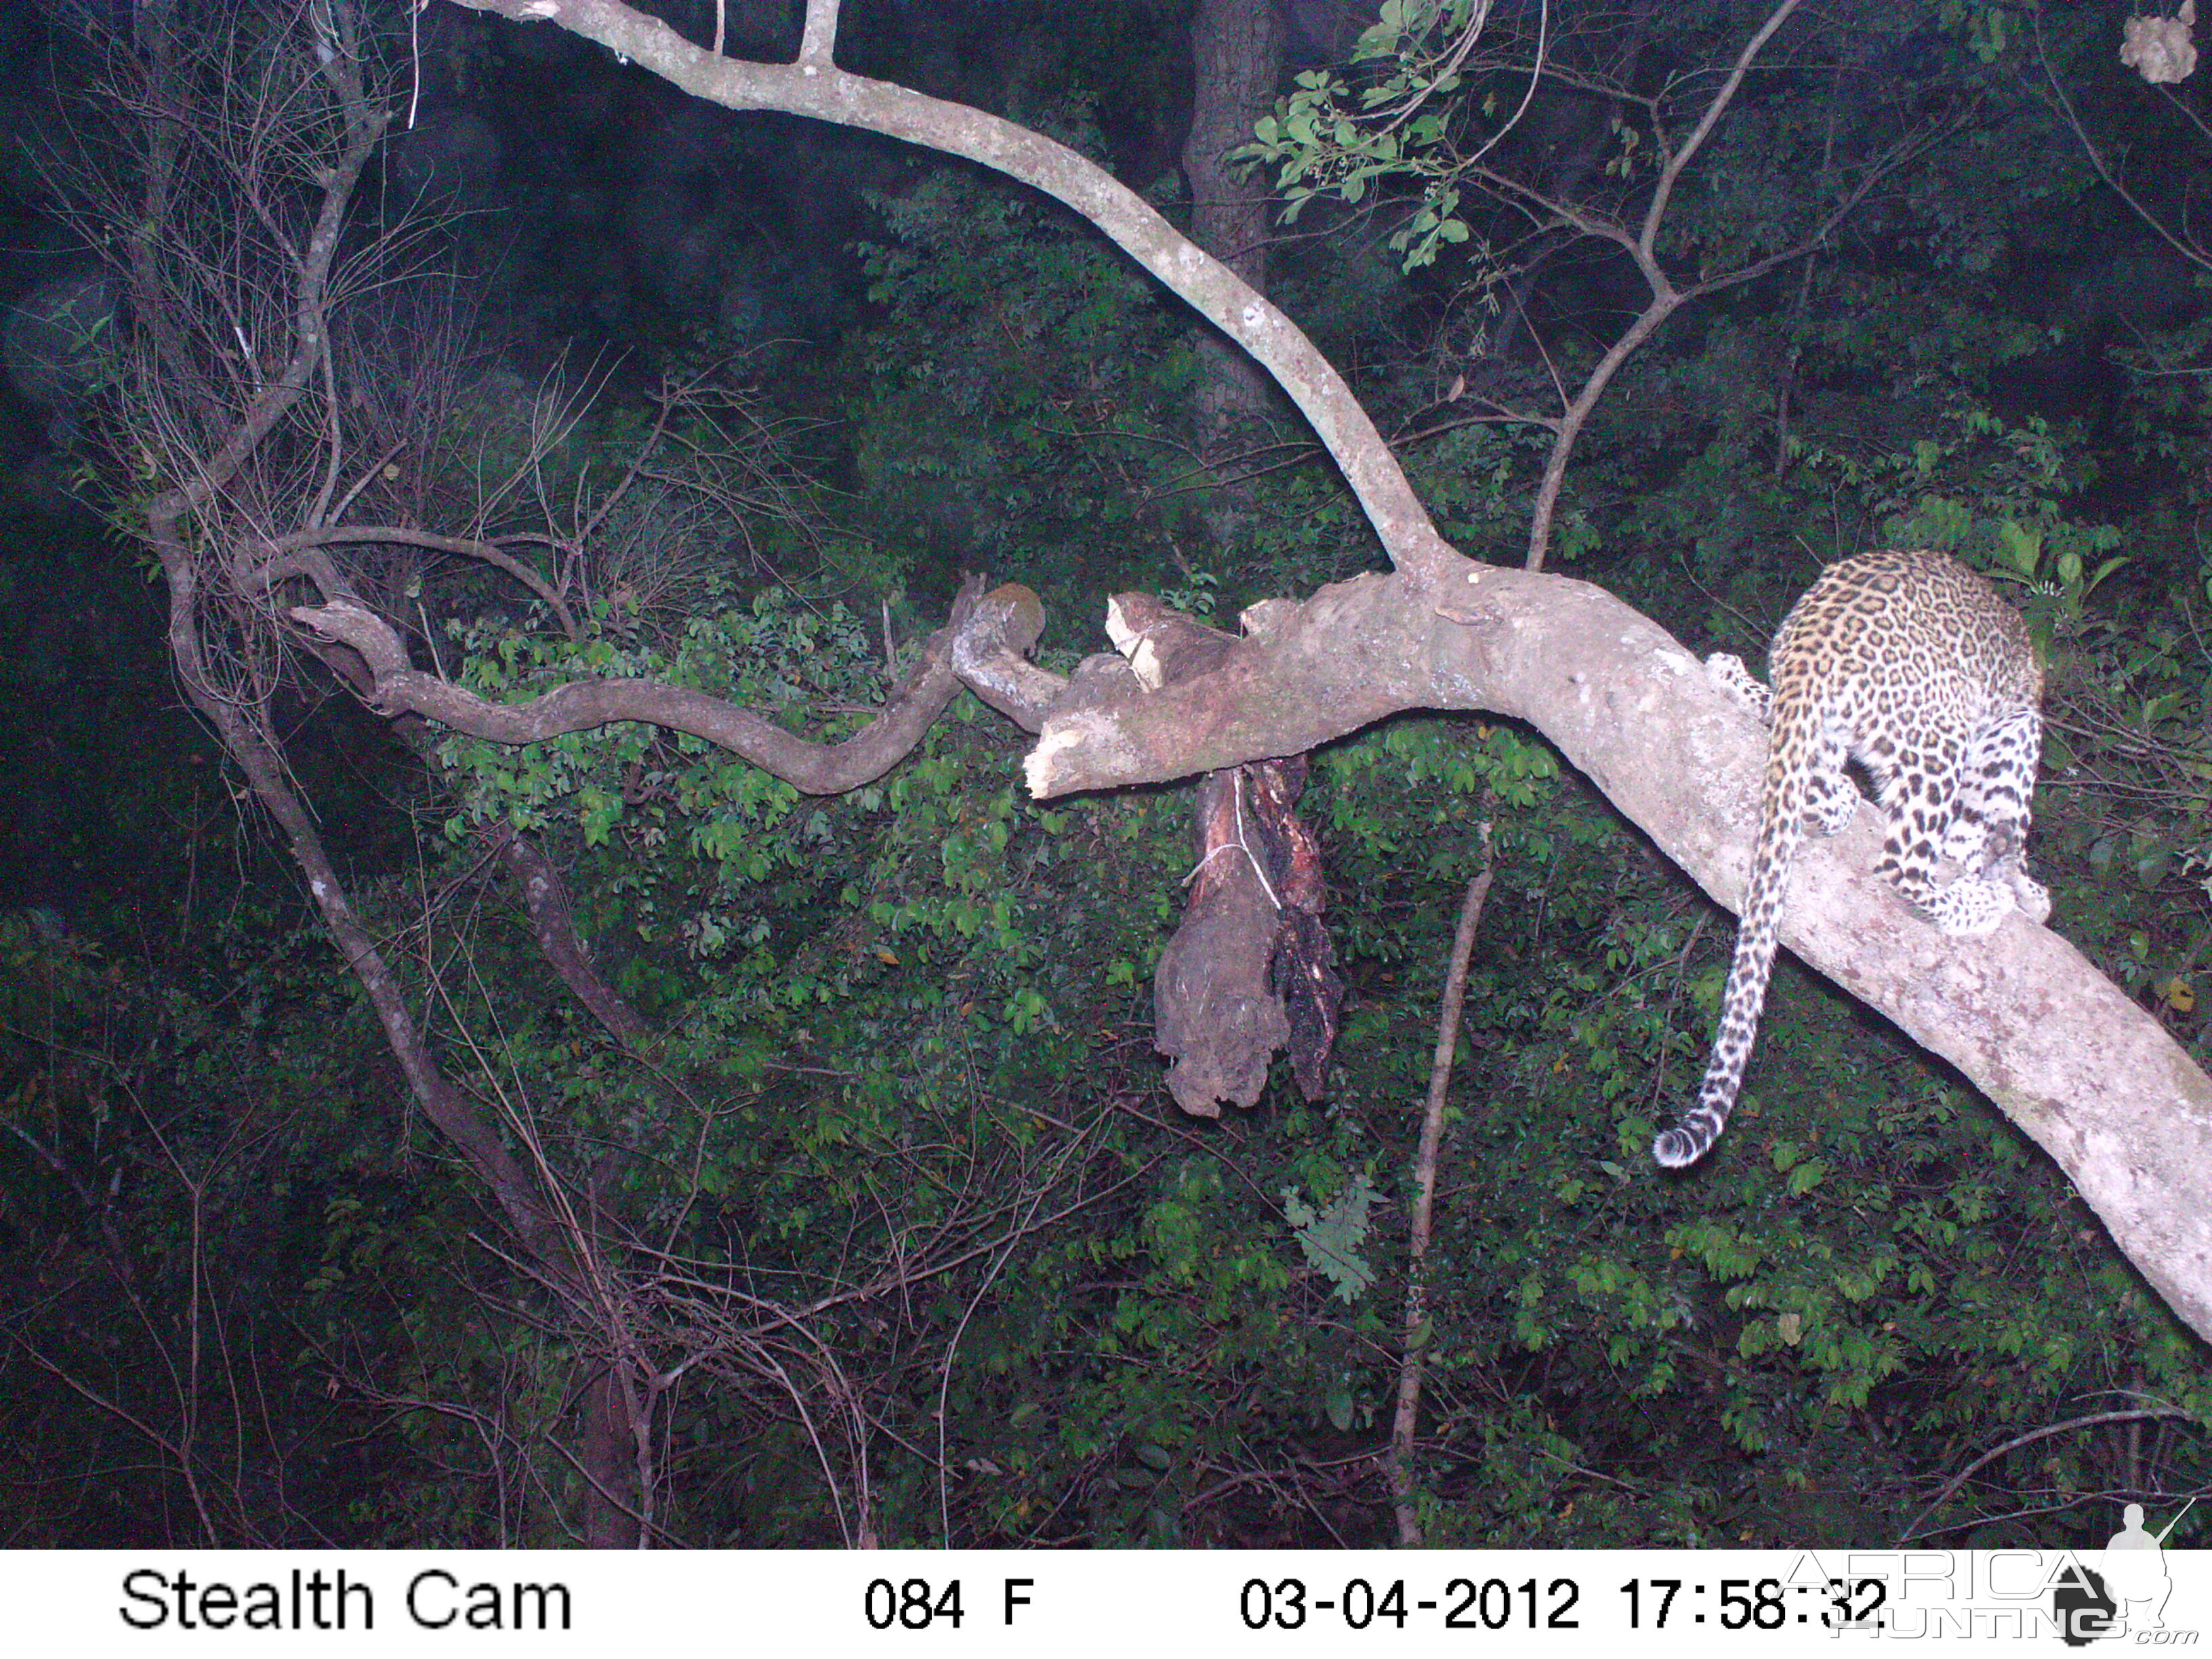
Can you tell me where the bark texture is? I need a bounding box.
[1183,0,1286,435]
[293,577,992,795]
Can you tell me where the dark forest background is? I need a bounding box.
[1,0,2209,1548]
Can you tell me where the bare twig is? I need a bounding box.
[1900,1405,2195,1541]
[1390,819,1494,1547]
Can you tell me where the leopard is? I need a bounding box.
[1653,548,2049,1169]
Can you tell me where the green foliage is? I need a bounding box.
[844,160,1394,617]
[847,167,1206,605]
[1795,404,2127,652]
[1285,1171,1376,1305]
[1241,1,1492,268]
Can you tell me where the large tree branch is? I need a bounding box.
[1028,560,2212,1344]
[440,0,1458,586]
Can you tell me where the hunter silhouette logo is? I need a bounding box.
[2050,1500,2192,1646]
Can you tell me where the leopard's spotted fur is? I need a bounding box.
[1653,549,2048,1169]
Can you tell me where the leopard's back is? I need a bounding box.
[1653,550,2047,1168]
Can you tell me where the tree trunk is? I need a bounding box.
[1183,0,1286,444]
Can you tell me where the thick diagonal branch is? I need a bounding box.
[441,0,1459,587]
